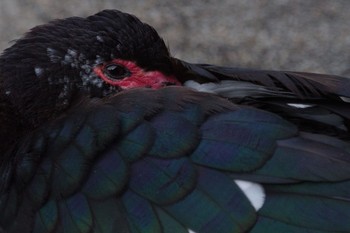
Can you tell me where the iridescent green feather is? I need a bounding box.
[83,147,128,199]
[163,166,257,233]
[116,123,155,162]
[249,217,330,233]
[129,157,196,205]
[191,108,297,172]
[122,190,162,233]
[59,194,93,233]
[32,200,58,233]
[148,112,200,158]
[155,207,189,233]
[258,193,350,232]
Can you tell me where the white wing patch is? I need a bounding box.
[188,229,196,233]
[96,35,104,42]
[234,180,265,211]
[47,47,61,63]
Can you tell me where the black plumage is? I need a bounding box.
[0,9,350,233]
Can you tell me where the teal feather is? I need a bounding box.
[74,124,100,159]
[163,167,257,233]
[59,193,93,233]
[83,106,120,148]
[149,112,199,158]
[155,208,189,233]
[117,123,155,162]
[88,198,130,233]
[117,111,147,134]
[122,190,161,233]
[32,200,58,233]
[46,115,85,155]
[196,167,257,229]
[15,134,46,188]
[191,108,297,172]
[51,145,87,197]
[164,188,243,233]
[129,157,196,205]
[70,107,119,159]
[176,103,207,125]
[25,169,49,208]
[258,192,350,232]
[164,188,221,233]
[249,217,329,233]
[254,137,350,181]
[82,147,128,199]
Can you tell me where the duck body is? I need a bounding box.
[0,9,350,233]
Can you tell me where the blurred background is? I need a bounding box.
[1,0,350,76]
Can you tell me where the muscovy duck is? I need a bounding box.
[0,9,350,233]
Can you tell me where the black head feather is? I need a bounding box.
[0,10,171,128]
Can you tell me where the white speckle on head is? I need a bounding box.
[81,64,92,74]
[67,49,78,58]
[91,77,104,88]
[96,35,104,42]
[94,55,104,65]
[78,53,86,62]
[62,49,80,67]
[80,66,103,89]
[5,91,11,95]
[47,47,61,63]
[287,103,314,108]
[34,66,44,77]
[63,54,73,64]
[45,47,105,93]
[234,180,265,211]
[78,55,105,87]
[58,85,68,99]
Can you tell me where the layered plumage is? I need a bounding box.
[0,9,350,233]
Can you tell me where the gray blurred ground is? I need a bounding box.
[1,0,350,76]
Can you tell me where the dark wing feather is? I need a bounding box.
[182,62,350,99]
[175,60,350,140]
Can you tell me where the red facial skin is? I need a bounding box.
[94,59,181,89]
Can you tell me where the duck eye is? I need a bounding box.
[104,64,130,80]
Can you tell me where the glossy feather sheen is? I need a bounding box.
[1,87,350,233]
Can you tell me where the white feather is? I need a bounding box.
[234,180,265,211]
[34,66,44,77]
[340,96,350,103]
[287,103,314,108]
[184,80,291,98]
